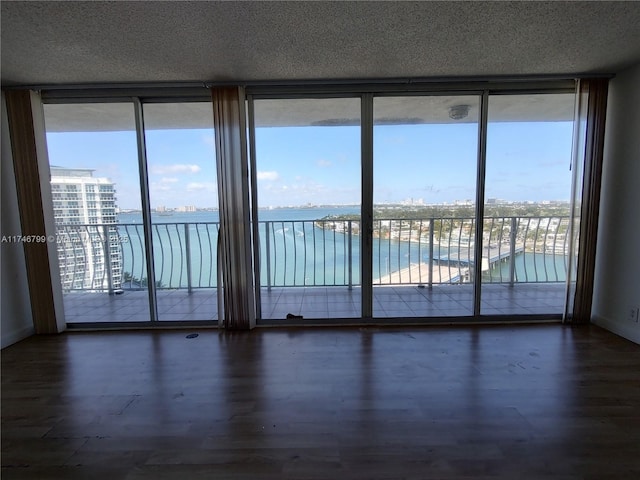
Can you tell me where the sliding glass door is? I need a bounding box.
[372,95,480,318]
[44,100,220,325]
[43,103,152,323]
[143,102,219,321]
[481,93,577,315]
[251,97,362,320]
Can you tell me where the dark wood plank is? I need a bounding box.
[2,325,640,479]
[5,89,58,334]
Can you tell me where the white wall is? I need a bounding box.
[1,92,35,347]
[592,63,640,344]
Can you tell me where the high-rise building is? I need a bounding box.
[50,167,122,291]
[177,205,196,212]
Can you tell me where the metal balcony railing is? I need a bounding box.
[55,216,577,292]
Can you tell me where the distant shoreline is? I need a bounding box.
[117,200,571,216]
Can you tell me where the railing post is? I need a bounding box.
[265,221,271,291]
[428,218,434,288]
[416,221,423,288]
[509,217,517,286]
[184,223,192,294]
[348,221,353,290]
[103,225,114,295]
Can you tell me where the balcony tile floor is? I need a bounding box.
[62,283,566,324]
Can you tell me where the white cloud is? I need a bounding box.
[259,180,360,206]
[150,164,201,175]
[186,181,217,192]
[317,159,333,168]
[160,177,179,184]
[257,171,279,181]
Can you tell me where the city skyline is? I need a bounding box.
[139,196,571,214]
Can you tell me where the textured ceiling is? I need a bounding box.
[2,1,640,87]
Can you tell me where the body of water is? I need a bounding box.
[115,208,570,289]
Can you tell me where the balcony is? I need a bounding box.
[56,216,574,324]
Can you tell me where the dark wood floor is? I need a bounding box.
[2,324,640,479]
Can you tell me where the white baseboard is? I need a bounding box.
[1,325,35,349]
[592,314,640,345]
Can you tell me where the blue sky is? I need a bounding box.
[46,119,574,210]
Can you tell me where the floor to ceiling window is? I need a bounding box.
[250,97,362,320]
[43,102,152,323]
[372,95,480,318]
[142,102,219,321]
[40,81,582,326]
[43,99,219,325]
[249,86,580,324]
[481,93,577,315]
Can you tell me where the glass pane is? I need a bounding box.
[482,93,576,315]
[143,102,218,322]
[373,96,479,318]
[44,103,151,323]
[253,98,361,320]
[565,89,586,318]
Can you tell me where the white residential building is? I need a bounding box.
[50,166,122,291]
